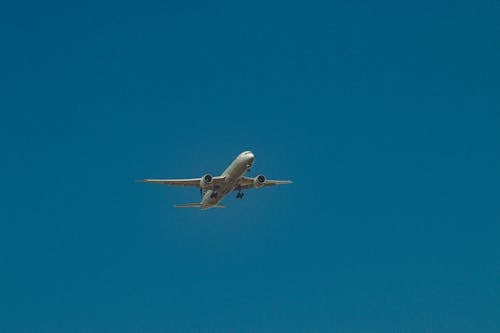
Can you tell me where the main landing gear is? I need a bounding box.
[236,191,244,199]
[201,189,218,199]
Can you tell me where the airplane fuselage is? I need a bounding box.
[200,151,254,209]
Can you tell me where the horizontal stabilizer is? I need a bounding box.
[174,203,202,208]
[174,203,226,209]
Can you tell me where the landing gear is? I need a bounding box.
[236,191,244,199]
[210,191,218,199]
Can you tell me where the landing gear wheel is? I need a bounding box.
[236,192,244,199]
[210,192,218,199]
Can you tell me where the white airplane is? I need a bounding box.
[138,151,292,210]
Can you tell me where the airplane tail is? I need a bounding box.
[174,203,226,210]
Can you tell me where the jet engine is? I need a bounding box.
[200,174,213,188]
[253,174,266,188]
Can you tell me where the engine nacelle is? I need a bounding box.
[200,173,213,188]
[253,174,266,188]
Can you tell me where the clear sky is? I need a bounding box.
[1,0,499,332]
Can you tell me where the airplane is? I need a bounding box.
[138,151,292,210]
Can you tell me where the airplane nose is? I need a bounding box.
[247,151,254,162]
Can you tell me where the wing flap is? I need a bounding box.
[138,176,226,188]
[237,176,293,190]
[266,180,293,186]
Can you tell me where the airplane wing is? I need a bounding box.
[138,176,226,188]
[237,176,293,190]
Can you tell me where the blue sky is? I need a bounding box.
[1,0,499,332]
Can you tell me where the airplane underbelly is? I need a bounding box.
[202,174,244,206]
